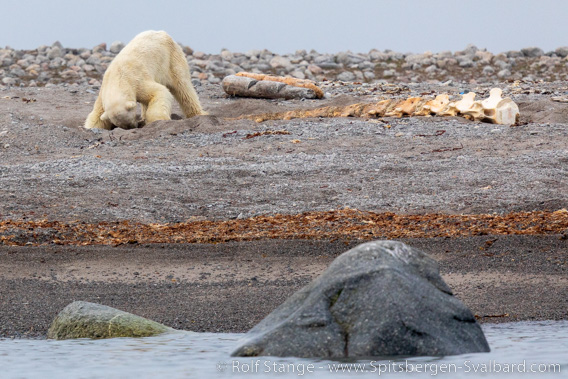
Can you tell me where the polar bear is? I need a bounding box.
[84,30,204,129]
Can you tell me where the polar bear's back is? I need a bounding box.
[109,30,184,84]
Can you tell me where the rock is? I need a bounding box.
[92,43,107,53]
[290,70,306,79]
[363,71,375,80]
[521,47,544,57]
[48,57,65,69]
[315,62,341,70]
[425,64,437,74]
[482,65,495,75]
[383,69,396,77]
[498,69,512,78]
[269,56,292,69]
[555,46,568,58]
[369,50,389,61]
[337,71,356,82]
[307,64,323,75]
[2,77,18,86]
[458,57,475,68]
[86,54,101,65]
[475,50,493,64]
[109,41,125,54]
[10,66,26,77]
[220,50,234,61]
[456,44,478,57]
[245,49,261,58]
[47,301,173,340]
[208,76,221,84]
[335,52,365,66]
[232,240,490,358]
[47,46,63,59]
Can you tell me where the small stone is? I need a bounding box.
[555,46,568,58]
[337,71,356,82]
[269,56,292,69]
[369,50,388,61]
[482,66,495,75]
[2,77,17,86]
[425,65,437,74]
[497,69,512,78]
[109,41,125,54]
[383,69,396,77]
[179,44,194,56]
[92,43,107,53]
[86,55,101,65]
[505,50,523,58]
[208,76,221,84]
[47,46,63,59]
[521,47,544,57]
[290,70,305,80]
[80,50,91,59]
[458,58,474,68]
[363,71,375,80]
[307,64,323,75]
[220,50,234,61]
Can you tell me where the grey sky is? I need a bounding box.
[2,0,567,54]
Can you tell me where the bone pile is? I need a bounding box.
[244,88,520,125]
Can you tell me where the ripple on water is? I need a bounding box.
[1,321,567,378]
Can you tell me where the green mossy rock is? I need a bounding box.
[47,301,173,340]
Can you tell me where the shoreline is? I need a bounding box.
[1,235,567,339]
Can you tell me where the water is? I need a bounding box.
[1,321,567,378]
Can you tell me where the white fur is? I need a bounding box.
[84,30,204,130]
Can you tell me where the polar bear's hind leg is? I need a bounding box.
[168,48,205,117]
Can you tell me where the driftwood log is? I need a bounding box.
[222,73,324,100]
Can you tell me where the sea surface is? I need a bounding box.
[1,321,567,378]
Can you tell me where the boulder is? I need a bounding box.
[109,41,125,54]
[232,240,490,358]
[47,301,173,340]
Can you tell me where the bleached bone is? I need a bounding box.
[436,101,459,117]
[480,88,520,125]
[455,92,484,121]
[422,94,450,114]
[384,97,423,117]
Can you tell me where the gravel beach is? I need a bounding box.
[1,42,567,338]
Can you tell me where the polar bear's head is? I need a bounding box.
[101,101,137,129]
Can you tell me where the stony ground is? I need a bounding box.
[0,44,567,338]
